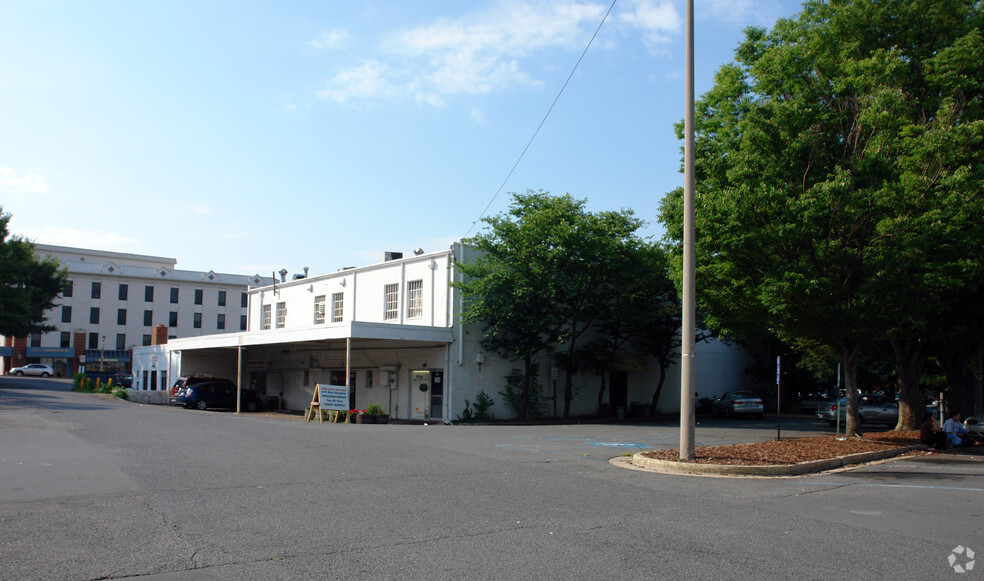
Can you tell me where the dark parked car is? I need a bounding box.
[173,381,263,412]
[170,375,225,401]
[111,373,133,388]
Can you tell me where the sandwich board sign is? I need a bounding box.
[306,384,350,422]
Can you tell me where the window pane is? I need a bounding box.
[117,309,126,325]
[384,283,398,320]
[170,287,179,304]
[169,311,177,327]
[116,334,125,350]
[217,313,225,330]
[145,286,154,302]
[90,307,100,324]
[241,292,248,308]
[332,292,344,322]
[195,289,203,305]
[60,332,70,348]
[240,315,247,330]
[88,332,98,349]
[407,280,423,319]
[218,291,226,307]
[276,302,286,328]
[63,280,73,297]
[262,305,271,330]
[193,313,202,329]
[62,306,72,323]
[91,281,101,299]
[143,310,153,327]
[314,295,326,324]
[119,284,128,301]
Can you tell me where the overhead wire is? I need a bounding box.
[463,0,618,237]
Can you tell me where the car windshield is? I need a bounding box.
[732,392,758,399]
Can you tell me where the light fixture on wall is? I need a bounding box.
[476,352,485,365]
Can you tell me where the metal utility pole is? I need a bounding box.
[679,0,696,460]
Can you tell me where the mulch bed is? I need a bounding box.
[639,430,925,466]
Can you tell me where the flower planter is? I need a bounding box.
[357,414,376,424]
[376,415,389,424]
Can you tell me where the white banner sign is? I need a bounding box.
[317,384,350,411]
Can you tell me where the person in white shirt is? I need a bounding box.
[942,412,971,448]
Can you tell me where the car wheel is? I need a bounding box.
[13,371,22,376]
[196,400,208,411]
[245,400,259,412]
[41,372,50,378]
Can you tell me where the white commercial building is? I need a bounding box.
[1,244,271,382]
[134,243,752,422]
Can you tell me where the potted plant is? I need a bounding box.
[355,409,373,424]
[364,403,384,424]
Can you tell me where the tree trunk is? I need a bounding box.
[650,358,669,412]
[563,322,577,419]
[519,355,532,420]
[888,337,926,431]
[596,370,607,418]
[841,346,862,438]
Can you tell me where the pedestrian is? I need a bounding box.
[919,412,946,450]
[942,412,972,448]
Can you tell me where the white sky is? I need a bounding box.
[1,0,803,277]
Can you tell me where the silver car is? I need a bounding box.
[964,415,984,440]
[816,394,898,427]
[714,391,764,419]
[10,363,55,377]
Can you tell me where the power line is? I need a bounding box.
[463,0,617,237]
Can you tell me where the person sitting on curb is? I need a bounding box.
[942,411,972,448]
[920,412,946,450]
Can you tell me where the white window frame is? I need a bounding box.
[276,302,287,328]
[407,279,423,319]
[331,292,344,323]
[262,304,272,330]
[384,283,399,320]
[314,295,326,324]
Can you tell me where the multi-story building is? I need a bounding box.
[1,244,271,378]
[133,244,752,420]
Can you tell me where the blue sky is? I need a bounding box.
[1,0,804,277]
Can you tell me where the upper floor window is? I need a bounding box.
[61,305,72,323]
[194,289,203,305]
[217,313,226,330]
[143,310,153,327]
[241,292,248,308]
[90,307,100,324]
[262,305,272,330]
[91,281,101,299]
[168,311,178,327]
[331,292,344,323]
[144,285,154,302]
[384,284,399,320]
[63,280,73,297]
[218,291,227,307]
[118,283,128,301]
[30,332,41,347]
[314,295,326,324]
[276,302,287,328]
[240,315,248,330]
[193,313,202,329]
[117,309,127,325]
[116,333,126,350]
[60,332,71,348]
[407,280,423,319]
[169,287,179,304]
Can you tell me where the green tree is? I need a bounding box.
[660,0,984,435]
[0,208,67,337]
[455,190,645,419]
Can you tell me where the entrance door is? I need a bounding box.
[410,370,430,419]
[610,370,628,411]
[430,371,444,419]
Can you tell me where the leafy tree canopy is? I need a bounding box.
[0,208,68,337]
[659,0,984,434]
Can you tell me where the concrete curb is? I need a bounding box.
[629,445,924,477]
